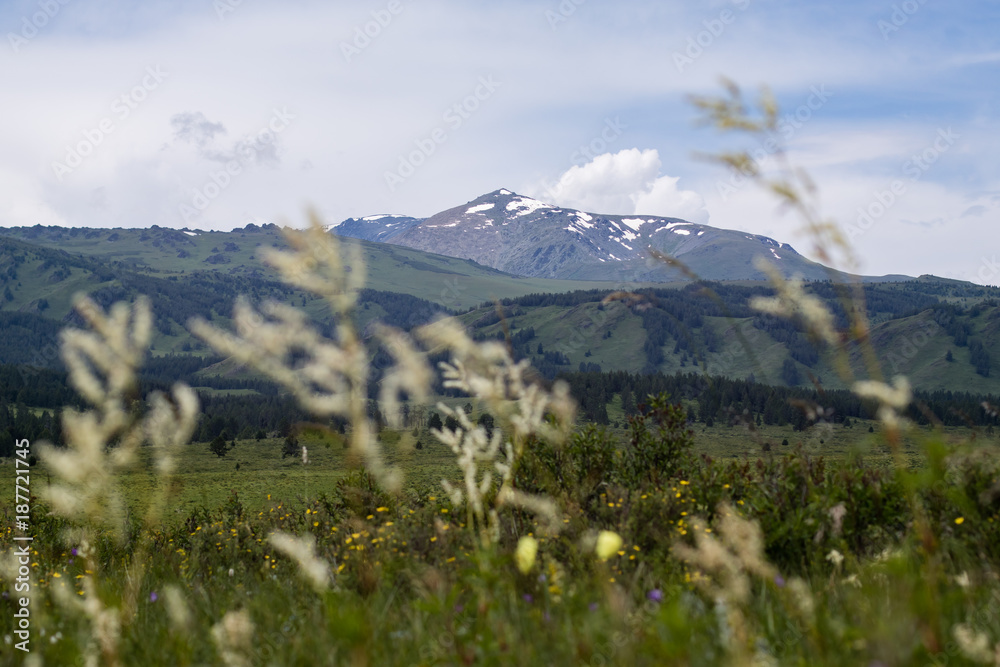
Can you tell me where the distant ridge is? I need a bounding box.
[331,189,915,284]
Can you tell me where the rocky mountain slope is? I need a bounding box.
[331,189,911,283]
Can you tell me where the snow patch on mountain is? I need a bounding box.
[621,218,651,231]
[467,203,495,214]
[506,197,553,217]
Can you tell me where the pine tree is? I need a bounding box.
[209,435,229,458]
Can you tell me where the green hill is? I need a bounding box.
[2,225,998,395]
[0,224,644,310]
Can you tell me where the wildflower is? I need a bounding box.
[595,531,623,561]
[268,532,331,593]
[522,594,533,604]
[750,258,839,347]
[952,623,994,664]
[149,592,158,603]
[647,589,664,603]
[786,577,815,619]
[825,549,844,567]
[515,536,538,574]
[853,376,912,428]
[828,502,847,536]
[211,609,255,667]
[853,376,911,410]
[774,575,786,588]
[955,517,965,525]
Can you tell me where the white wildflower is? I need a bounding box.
[853,376,911,410]
[853,376,912,429]
[163,585,192,633]
[211,609,255,667]
[952,623,995,664]
[417,318,574,545]
[786,577,815,620]
[191,216,401,491]
[376,324,432,429]
[41,297,154,528]
[750,258,839,347]
[269,532,331,593]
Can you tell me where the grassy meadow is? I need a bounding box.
[9,416,986,523]
[3,408,1000,665]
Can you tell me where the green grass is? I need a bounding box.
[9,418,992,526]
[3,416,1000,665]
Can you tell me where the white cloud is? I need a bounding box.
[531,148,708,223]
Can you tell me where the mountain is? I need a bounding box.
[331,189,911,283]
[327,214,423,242]
[0,222,998,394]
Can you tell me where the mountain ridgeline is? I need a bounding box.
[330,189,912,283]
[1,189,998,398]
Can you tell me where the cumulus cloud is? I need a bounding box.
[532,148,709,223]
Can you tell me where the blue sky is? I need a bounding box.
[1,0,997,282]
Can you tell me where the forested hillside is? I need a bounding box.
[460,282,1000,393]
